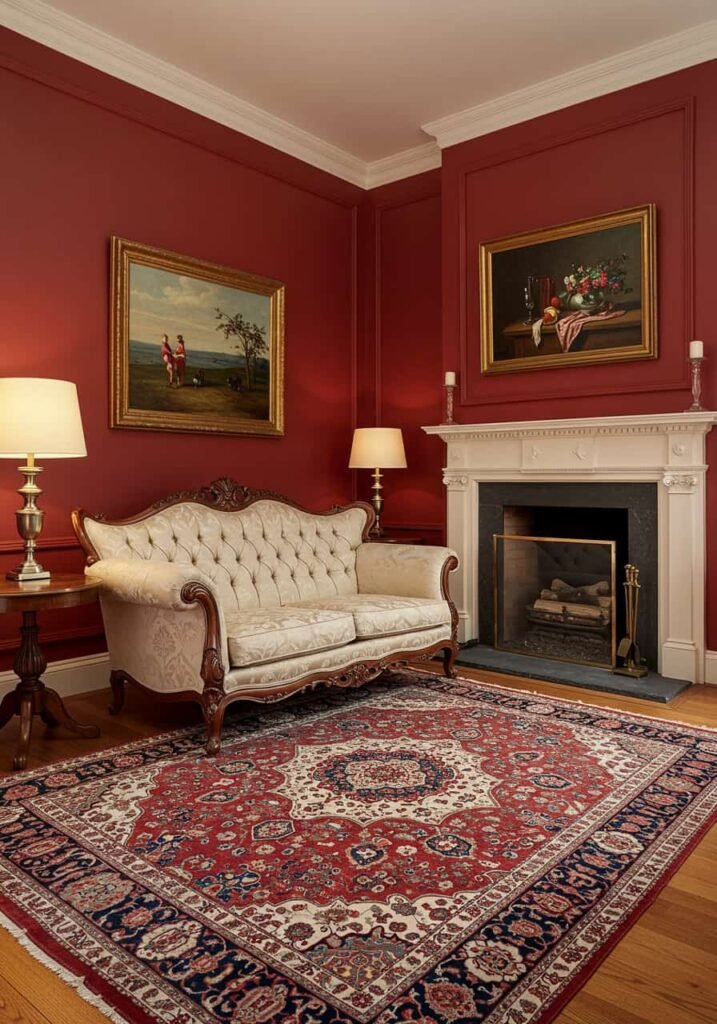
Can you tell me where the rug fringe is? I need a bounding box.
[0,910,126,1024]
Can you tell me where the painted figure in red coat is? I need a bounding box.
[160,334,174,386]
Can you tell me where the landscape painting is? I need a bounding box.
[110,238,284,436]
[479,205,656,375]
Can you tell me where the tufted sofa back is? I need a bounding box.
[82,499,368,612]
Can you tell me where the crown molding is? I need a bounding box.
[422,20,717,149]
[365,141,441,189]
[0,0,441,188]
[3,0,716,187]
[0,0,369,186]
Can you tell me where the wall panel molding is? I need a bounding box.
[456,97,695,407]
[0,623,103,653]
[372,186,442,425]
[0,535,80,555]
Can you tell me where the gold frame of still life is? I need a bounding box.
[480,204,657,375]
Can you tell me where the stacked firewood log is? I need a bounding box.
[529,578,611,629]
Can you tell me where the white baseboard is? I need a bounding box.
[0,652,110,699]
[1,648,715,696]
[704,650,717,685]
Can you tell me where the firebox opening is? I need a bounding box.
[503,505,629,655]
[494,533,617,669]
[478,483,657,672]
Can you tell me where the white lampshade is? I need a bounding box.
[0,378,87,458]
[349,427,407,469]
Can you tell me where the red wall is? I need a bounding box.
[0,29,362,666]
[371,61,717,646]
[357,173,444,542]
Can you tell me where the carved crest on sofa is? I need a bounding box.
[150,477,297,514]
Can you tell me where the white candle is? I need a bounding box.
[445,371,456,386]
[689,340,704,360]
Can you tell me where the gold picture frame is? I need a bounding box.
[110,237,285,436]
[480,205,656,375]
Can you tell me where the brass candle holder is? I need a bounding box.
[444,383,456,424]
[614,564,648,678]
[685,355,705,412]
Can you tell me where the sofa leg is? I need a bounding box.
[203,693,226,757]
[443,645,458,679]
[108,671,126,715]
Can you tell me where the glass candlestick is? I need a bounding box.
[443,383,456,424]
[685,356,705,412]
[522,278,535,325]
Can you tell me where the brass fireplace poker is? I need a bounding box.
[614,564,648,678]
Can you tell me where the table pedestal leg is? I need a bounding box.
[42,687,99,737]
[9,611,99,771]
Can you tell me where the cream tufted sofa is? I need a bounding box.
[73,479,459,753]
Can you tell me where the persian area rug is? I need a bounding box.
[0,672,715,1024]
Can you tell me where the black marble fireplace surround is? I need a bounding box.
[478,482,658,670]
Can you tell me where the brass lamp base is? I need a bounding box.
[369,467,384,536]
[7,565,51,583]
[6,459,50,583]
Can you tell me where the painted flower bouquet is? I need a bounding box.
[560,253,631,312]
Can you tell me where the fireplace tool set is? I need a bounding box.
[614,564,648,678]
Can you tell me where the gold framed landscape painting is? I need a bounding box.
[479,205,656,375]
[110,238,285,436]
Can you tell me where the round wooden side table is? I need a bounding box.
[0,574,101,770]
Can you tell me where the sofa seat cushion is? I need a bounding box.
[290,594,451,640]
[226,607,355,668]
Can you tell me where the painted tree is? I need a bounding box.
[215,309,268,389]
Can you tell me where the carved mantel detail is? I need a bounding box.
[662,473,698,493]
[424,412,717,446]
[571,443,589,461]
[443,474,469,491]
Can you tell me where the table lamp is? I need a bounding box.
[349,427,407,536]
[0,378,87,582]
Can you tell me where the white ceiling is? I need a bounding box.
[2,0,717,185]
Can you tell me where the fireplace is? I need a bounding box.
[423,412,717,684]
[479,481,657,669]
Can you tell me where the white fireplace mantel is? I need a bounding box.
[423,412,717,683]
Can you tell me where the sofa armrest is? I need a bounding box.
[88,558,230,697]
[86,558,220,610]
[356,544,458,601]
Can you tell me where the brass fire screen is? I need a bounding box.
[493,534,617,669]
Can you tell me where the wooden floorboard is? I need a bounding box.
[0,667,713,1024]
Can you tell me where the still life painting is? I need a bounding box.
[110,238,285,435]
[479,205,656,374]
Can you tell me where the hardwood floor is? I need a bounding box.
[0,668,714,1024]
